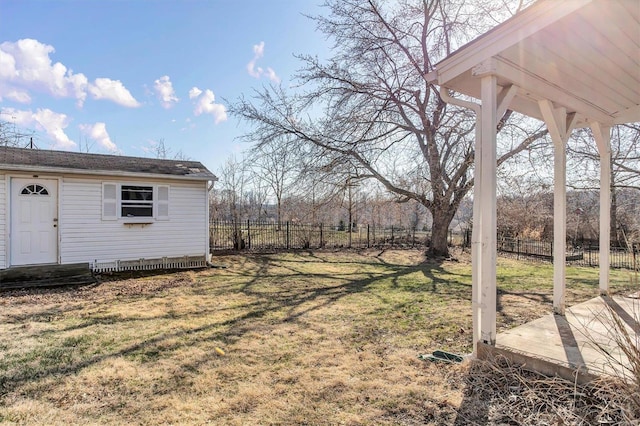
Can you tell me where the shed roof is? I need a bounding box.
[0,146,217,181]
[432,0,640,127]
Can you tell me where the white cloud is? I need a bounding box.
[2,39,67,96]
[5,89,31,103]
[253,41,265,57]
[79,122,118,152]
[188,87,202,99]
[246,41,280,83]
[0,39,86,104]
[247,41,265,78]
[153,75,178,109]
[0,38,139,108]
[264,67,279,83]
[190,86,227,124]
[68,71,88,106]
[0,48,17,80]
[88,78,141,108]
[3,107,76,149]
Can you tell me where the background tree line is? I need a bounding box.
[210,155,434,232]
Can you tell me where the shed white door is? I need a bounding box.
[10,178,58,266]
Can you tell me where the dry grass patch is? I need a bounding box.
[458,356,639,424]
[0,250,635,425]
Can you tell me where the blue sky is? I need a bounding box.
[0,0,329,172]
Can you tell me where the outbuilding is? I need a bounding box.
[0,146,216,273]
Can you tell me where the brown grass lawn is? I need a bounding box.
[0,250,636,425]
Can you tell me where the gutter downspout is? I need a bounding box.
[206,179,215,263]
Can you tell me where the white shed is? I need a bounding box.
[0,146,216,272]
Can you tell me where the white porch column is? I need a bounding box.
[539,100,577,315]
[471,120,482,354]
[479,74,498,345]
[439,86,484,353]
[591,122,611,294]
[443,73,515,351]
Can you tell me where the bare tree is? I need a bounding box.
[497,172,553,240]
[244,176,270,222]
[78,136,96,153]
[248,137,300,226]
[152,138,190,160]
[212,156,252,249]
[288,172,349,224]
[0,119,35,148]
[231,0,545,257]
[568,124,640,244]
[495,123,640,245]
[214,156,250,222]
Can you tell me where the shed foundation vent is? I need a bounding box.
[91,255,207,273]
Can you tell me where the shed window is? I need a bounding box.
[21,184,49,195]
[102,183,170,221]
[121,185,153,217]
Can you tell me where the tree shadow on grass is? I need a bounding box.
[0,250,559,409]
[5,250,608,425]
[0,251,477,397]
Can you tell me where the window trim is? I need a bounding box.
[102,182,170,223]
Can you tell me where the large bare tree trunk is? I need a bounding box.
[429,208,456,257]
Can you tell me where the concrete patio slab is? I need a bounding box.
[479,296,639,384]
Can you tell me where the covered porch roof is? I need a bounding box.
[433,0,639,126]
[429,0,639,360]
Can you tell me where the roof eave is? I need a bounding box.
[434,0,592,87]
[0,164,217,181]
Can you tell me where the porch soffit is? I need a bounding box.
[433,0,640,127]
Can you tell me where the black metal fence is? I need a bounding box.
[209,221,638,270]
[210,220,466,251]
[497,237,640,270]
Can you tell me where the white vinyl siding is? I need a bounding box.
[0,175,6,269]
[60,176,207,264]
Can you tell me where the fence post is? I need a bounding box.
[367,224,370,248]
[247,219,251,250]
[210,219,215,251]
[320,223,323,248]
[517,238,520,260]
[234,220,240,251]
[286,221,290,250]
